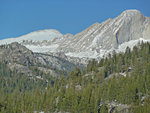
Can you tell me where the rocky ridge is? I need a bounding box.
[0,42,84,76]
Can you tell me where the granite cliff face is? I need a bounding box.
[0,9,150,60]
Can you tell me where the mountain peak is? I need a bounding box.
[124,9,140,13]
[31,29,61,34]
[23,29,63,40]
[121,9,142,17]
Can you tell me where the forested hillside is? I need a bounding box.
[0,42,150,113]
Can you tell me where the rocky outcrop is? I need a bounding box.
[0,42,36,66]
[0,42,84,76]
[98,101,131,113]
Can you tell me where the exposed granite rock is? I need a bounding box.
[0,42,84,76]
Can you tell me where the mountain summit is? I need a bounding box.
[50,9,150,58]
[0,9,150,59]
[0,29,63,45]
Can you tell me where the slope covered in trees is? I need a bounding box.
[0,42,150,113]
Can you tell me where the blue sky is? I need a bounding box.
[0,0,150,39]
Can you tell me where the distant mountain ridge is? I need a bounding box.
[0,9,150,59]
[0,29,64,45]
